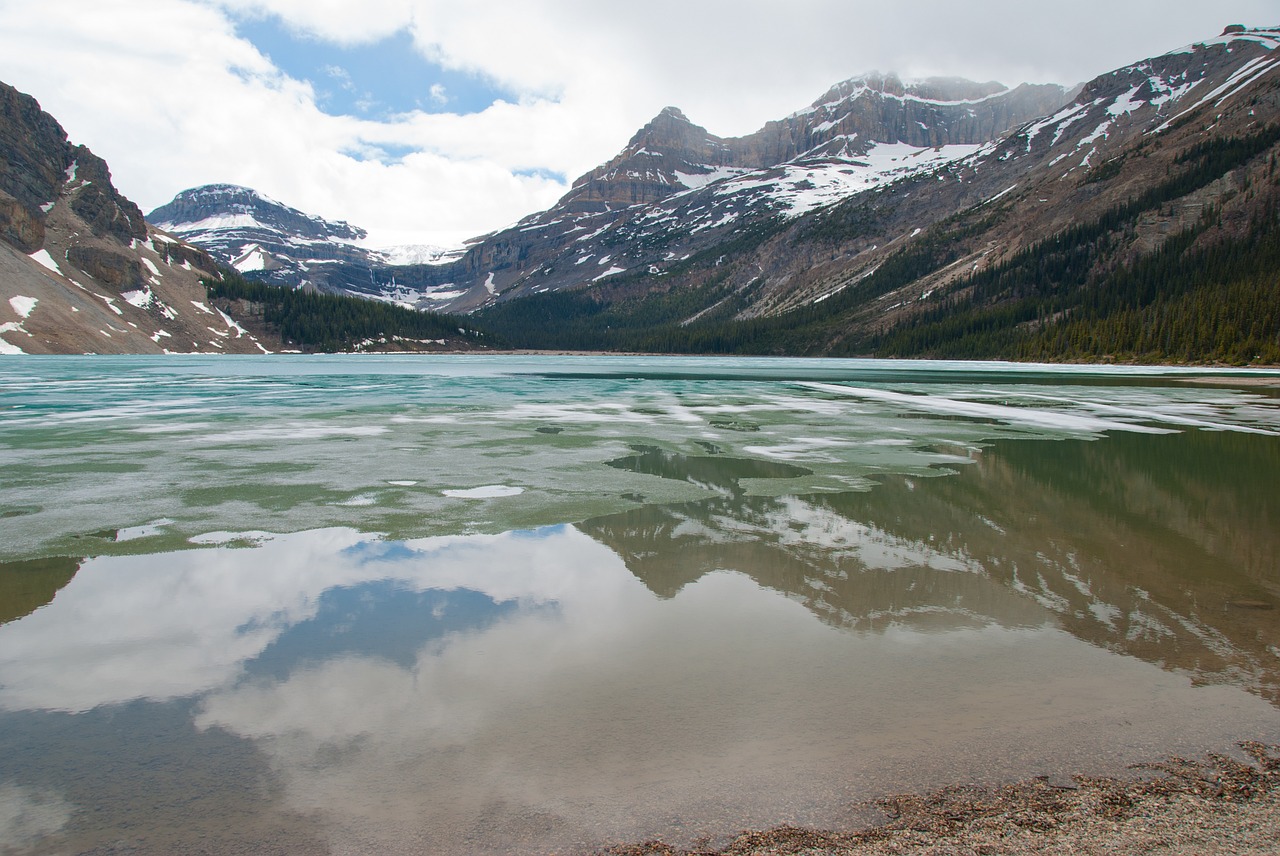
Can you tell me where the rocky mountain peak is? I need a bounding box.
[812,73,1008,107]
[149,184,366,244]
[622,105,729,162]
[0,81,145,251]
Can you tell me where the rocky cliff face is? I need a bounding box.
[0,81,273,354]
[551,77,1069,217]
[558,107,736,213]
[734,75,1069,167]
[0,83,146,248]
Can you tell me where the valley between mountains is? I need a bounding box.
[2,24,1279,362]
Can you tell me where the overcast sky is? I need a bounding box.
[0,1,1275,247]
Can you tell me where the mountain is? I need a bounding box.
[0,82,273,354]
[148,184,464,307]
[123,23,1280,364]
[155,75,1065,316]
[415,74,1070,313]
[473,25,1280,363]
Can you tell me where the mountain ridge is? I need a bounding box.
[469,24,1280,363]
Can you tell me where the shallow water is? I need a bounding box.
[1,355,1279,854]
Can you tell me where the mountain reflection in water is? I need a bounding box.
[0,429,1278,854]
[590,429,1280,704]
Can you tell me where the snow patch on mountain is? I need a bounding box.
[232,244,269,273]
[29,249,61,274]
[673,166,753,190]
[9,295,37,318]
[1166,27,1280,55]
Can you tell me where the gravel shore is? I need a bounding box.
[600,743,1280,856]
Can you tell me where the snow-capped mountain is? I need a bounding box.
[147,75,1065,315]
[148,185,464,306]
[468,23,1280,360]
[422,74,1069,312]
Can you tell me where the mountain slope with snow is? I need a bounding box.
[0,83,273,354]
[419,74,1068,312]
[473,25,1280,361]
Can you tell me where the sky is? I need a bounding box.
[0,1,1276,248]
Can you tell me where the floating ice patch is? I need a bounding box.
[131,421,210,435]
[442,485,524,499]
[800,383,1174,435]
[742,438,851,462]
[199,423,388,443]
[188,530,276,546]
[115,519,175,542]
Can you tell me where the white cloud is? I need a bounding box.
[0,0,1275,246]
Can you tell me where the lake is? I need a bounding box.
[2,355,1279,854]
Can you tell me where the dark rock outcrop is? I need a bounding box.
[65,149,147,244]
[0,189,44,253]
[0,81,147,248]
[0,81,68,215]
[65,246,146,292]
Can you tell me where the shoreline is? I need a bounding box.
[598,743,1280,855]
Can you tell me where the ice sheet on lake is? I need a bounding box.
[800,382,1176,435]
[1,355,1277,560]
[442,485,524,499]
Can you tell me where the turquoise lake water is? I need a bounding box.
[1,355,1279,853]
